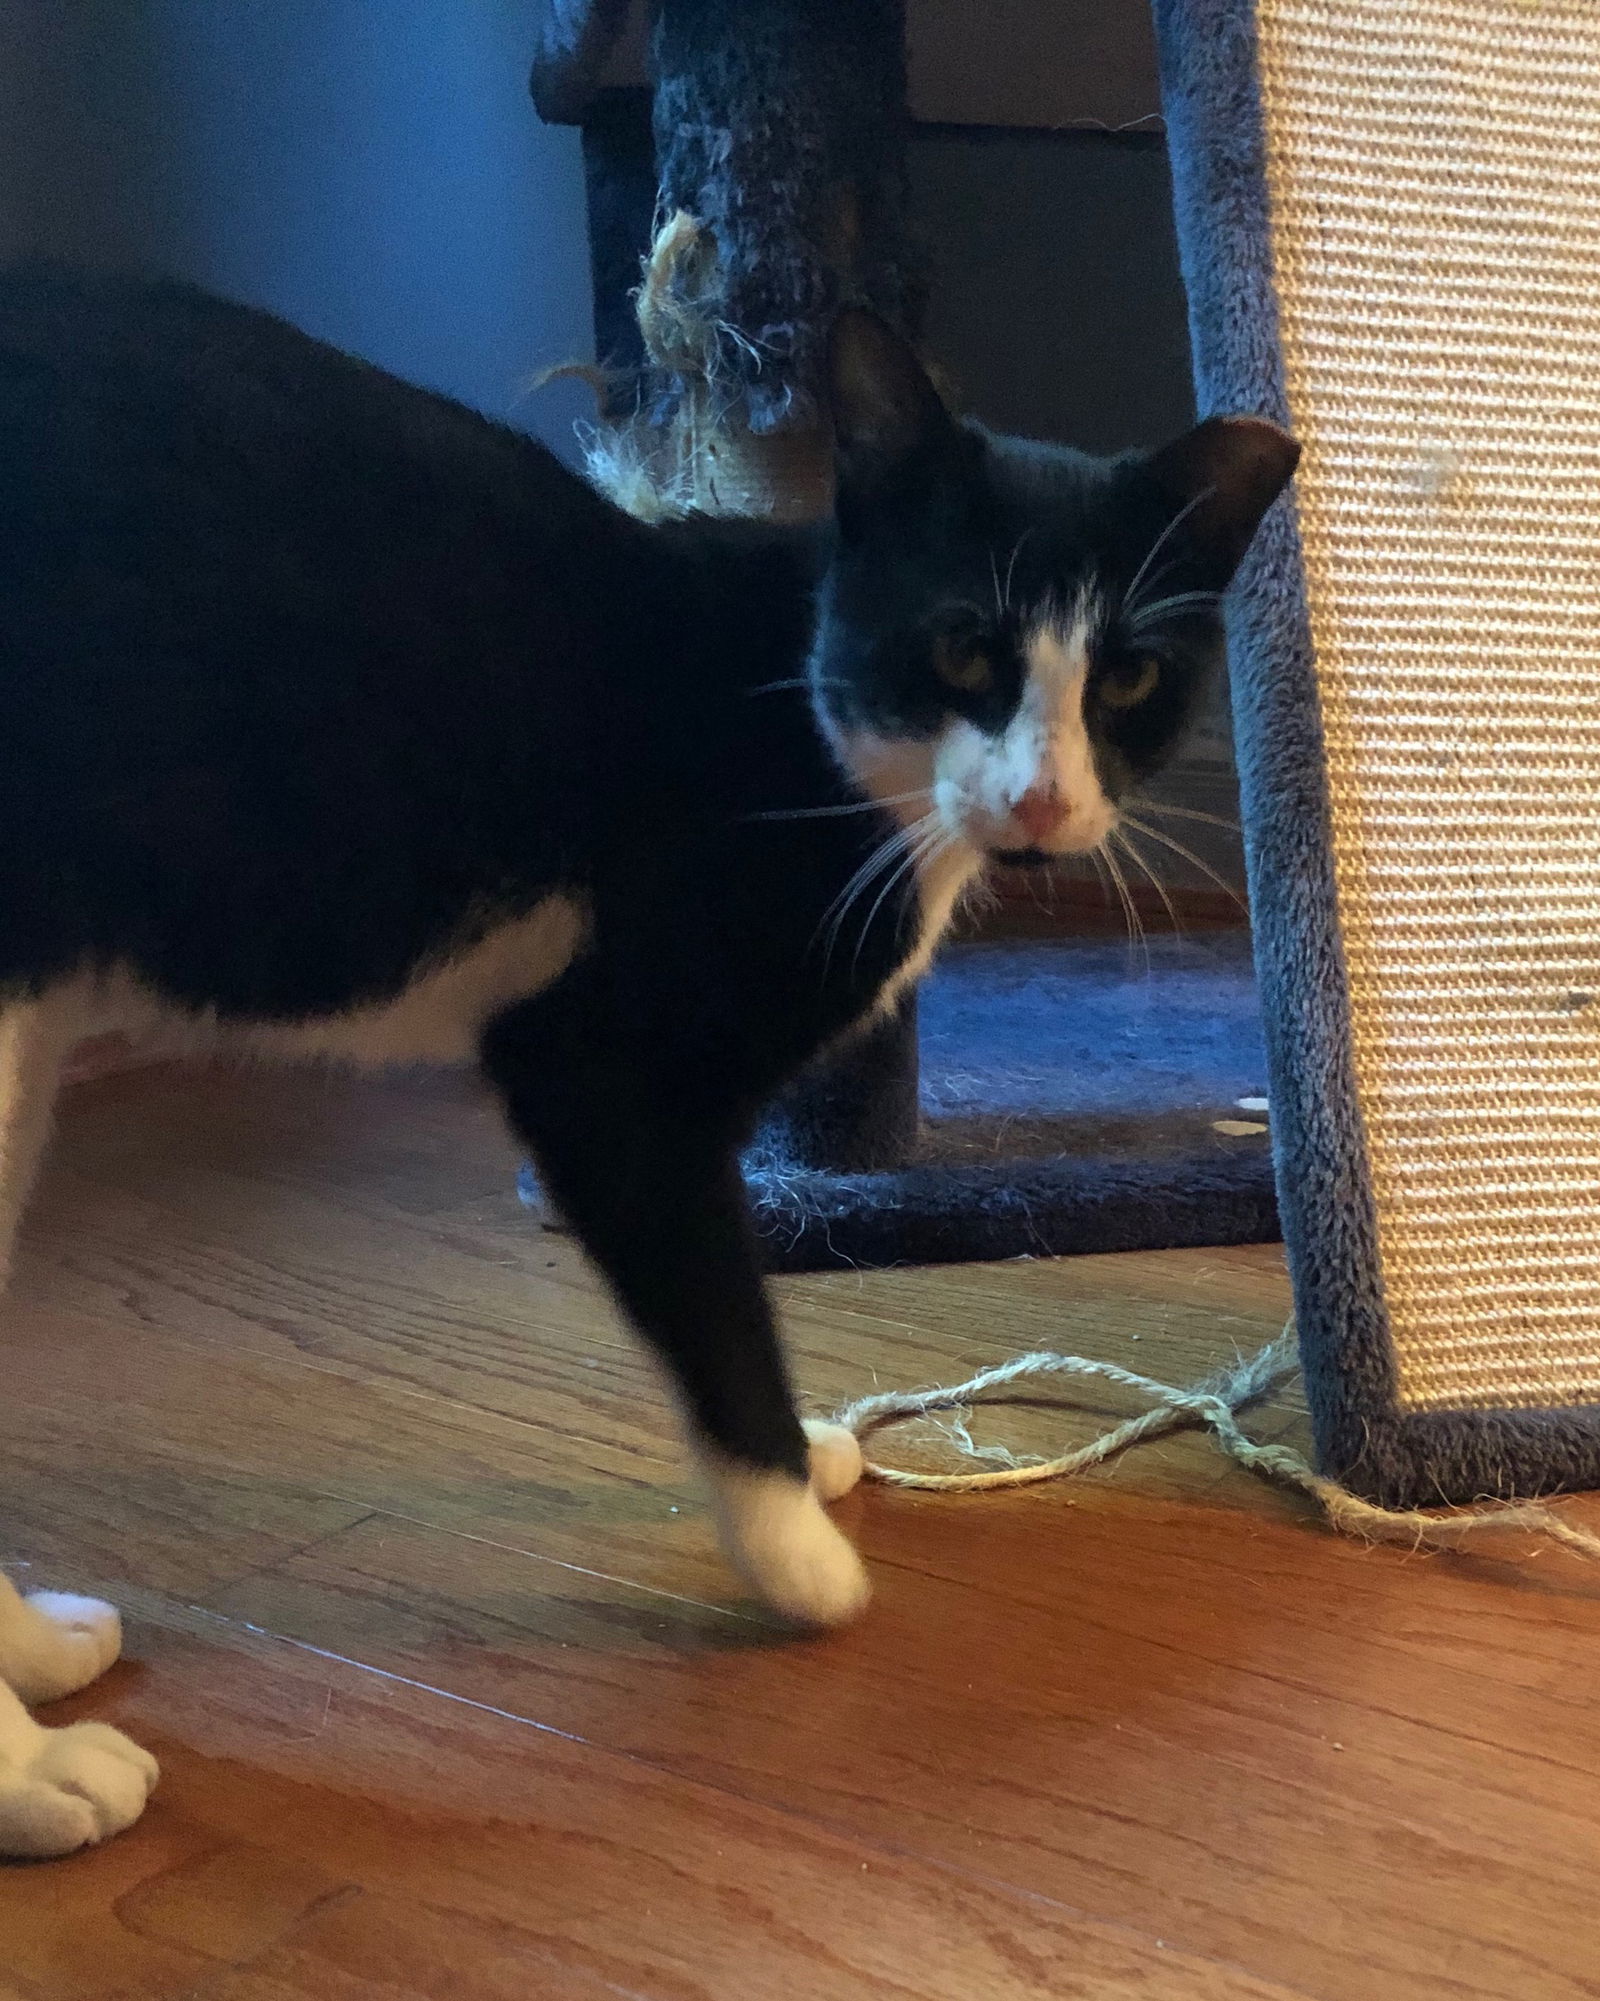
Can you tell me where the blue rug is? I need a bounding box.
[745,933,1280,1271]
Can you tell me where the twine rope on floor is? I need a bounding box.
[831,1327,1600,1561]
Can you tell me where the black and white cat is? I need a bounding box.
[0,265,1297,1854]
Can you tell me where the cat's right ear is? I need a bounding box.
[825,309,957,505]
[1144,416,1301,579]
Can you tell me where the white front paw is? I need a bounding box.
[6,1593,124,1706]
[0,1720,159,1859]
[710,1469,872,1627]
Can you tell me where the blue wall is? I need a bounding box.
[0,0,595,457]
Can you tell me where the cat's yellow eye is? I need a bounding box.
[932,632,994,696]
[1101,658,1160,709]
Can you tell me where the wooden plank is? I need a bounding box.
[205,1491,1600,2001]
[202,1894,644,2001]
[5,1607,1305,2001]
[9,1066,1597,1999]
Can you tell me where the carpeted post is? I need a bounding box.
[1152,0,1600,1503]
[758,995,920,1175]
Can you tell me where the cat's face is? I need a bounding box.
[809,313,1299,869]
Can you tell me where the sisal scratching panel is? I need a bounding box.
[1155,0,1600,1499]
[1256,0,1600,1412]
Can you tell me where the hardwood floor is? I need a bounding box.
[3,1064,1598,2000]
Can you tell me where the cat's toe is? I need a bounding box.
[0,1721,158,1859]
[803,1419,864,1503]
[53,1719,161,1790]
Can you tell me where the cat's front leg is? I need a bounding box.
[483,1006,869,1627]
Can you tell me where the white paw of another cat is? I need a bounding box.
[0,1717,160,1859]
[710,1464,872,1628]
[5,1593,125,1706]
[803,1418,865,1503]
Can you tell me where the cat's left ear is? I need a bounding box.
[825,308,959,504]
[1144,416,1301,578]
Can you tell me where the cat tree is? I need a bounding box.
[1153,0,1600,1504]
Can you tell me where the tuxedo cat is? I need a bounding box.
[0,264,1297,1853]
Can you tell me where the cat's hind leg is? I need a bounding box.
[0,1573,158,1857]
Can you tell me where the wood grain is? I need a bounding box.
[19,1606,1305,2001]
[3,1064,1597,2000]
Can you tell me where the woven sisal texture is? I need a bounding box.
[1255,1,1600,1411]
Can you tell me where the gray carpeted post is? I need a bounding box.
[1150,0,1600,1504]
[758,996,920,1175]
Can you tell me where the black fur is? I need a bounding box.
[0,265,1295,1499]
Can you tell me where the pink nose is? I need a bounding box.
[1010,788,1070,846]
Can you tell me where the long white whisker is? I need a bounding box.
[748,676,853,697]
[1087,846,1117,923]
[1122,554,1183,620]
[1136,799,1241,834]
[1112,825,1182,937]
[1019,853,1054,919]
[748,788,931,823]
[1120,486,1217,621]
[1002,527,1035,612]
[818,809,942,970]
[1120,813,1248,913]
[1099,840,1149,973]
[988,546,1005,618]
[817,827,912,966]
[849,816,950,973]
[1124,589,1225,630]
[851,837,934,974]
